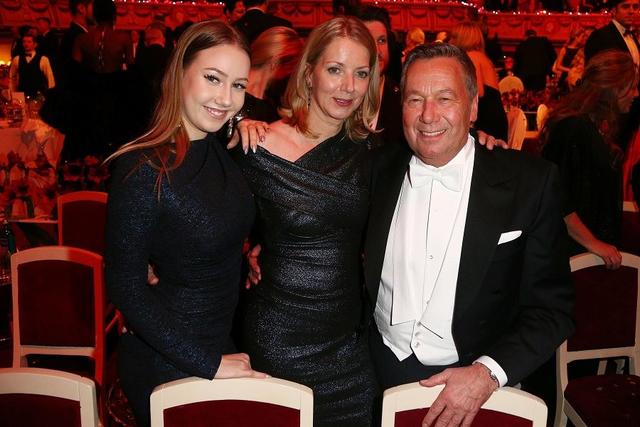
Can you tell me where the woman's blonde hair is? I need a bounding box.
[279,16,380,142]
[251,26,303,82]
[405,27,425,49]
[450,21,485,53]
[108,20,248,185]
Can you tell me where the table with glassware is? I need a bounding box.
[0,100,64,219]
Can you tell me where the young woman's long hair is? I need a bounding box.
[540,50,636,154]
[107,20,248,187]
[279,16,380,142]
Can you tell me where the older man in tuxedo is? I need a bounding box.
[364,43,574,426]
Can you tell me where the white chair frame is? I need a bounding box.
[0,367,99,427]
[150,376,313,427]
[11,246,114,387]
[554,252,640,427]
[381,383,547,427]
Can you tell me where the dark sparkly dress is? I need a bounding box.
[105,134,255,426]
[236,131,378,426]
[542,115,623,255]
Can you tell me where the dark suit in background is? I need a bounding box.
[513,34,557,91]
[585,21,639,61]
[233,8,292,44]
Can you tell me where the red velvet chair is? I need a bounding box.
[57,191,108,256]
[150,377,313,427]
[381,383,547,426]
[11,246,117,388]
[554,252,640,427]
[0,367,98,427]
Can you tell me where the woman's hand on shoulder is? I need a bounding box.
[215,353,269,379]
[477,130,508,150]
[226,119,270,153]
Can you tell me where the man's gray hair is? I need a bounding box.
[400,43,478,100]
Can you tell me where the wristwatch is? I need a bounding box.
[474,362,500,389]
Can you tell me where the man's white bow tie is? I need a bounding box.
[409,163,463,192]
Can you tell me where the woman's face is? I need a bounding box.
[364,20,389,76]
[181,44,250,140]
[228,1,245,23]
[306,37,372,129]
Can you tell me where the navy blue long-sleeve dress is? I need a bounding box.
[105,133,255,426]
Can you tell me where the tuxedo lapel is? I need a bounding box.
[454,145,516,318]
[607,23,632,53]
[364,144,412,302]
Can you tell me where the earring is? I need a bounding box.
[226,116,234,139]
[307,93,311,108]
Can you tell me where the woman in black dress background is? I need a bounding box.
[541,50,638,268]
[105,21,265,426]
[236,17,380,426]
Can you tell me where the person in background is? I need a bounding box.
[58,0,93,87]
[105,20,265,427]
[224,0,246,23]
[133,25,172,129]
[71,0,133,157]
[72,0,132,74]
[450,21,508,141]
[434,30,449,43]
[237,16,380,426]
[513,29,557,91]
[9,34,55,98]
[553,26,589,93]
[541,50,638,268]
[332,0,361,15]
[364,43,574,427]
[244,26,303,121]
[357,5,404,147]
[585,0,640,150]
[233,0,292,44]
[402,27,425,63]
[35,17,58,76]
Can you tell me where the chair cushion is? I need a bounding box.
[163,400,300,427]
[395,407,532,426]
[18,260,95,346]
[61,200,106,255]
[0,393,81,426]
[565,374,640,426]
[568,265,637,351]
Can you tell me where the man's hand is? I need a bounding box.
[419,364,497,427]
[226,119,270,153]
[476,130,508,150]
[245,244,262,289]
[215,353,268,379]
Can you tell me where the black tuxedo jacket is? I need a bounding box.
[363,141,575,385]
[233,9,293,44]
[585,21,640,62]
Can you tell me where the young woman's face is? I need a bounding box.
[306,37,372,129]
[181,44,250,140]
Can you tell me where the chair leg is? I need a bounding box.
[554,403,568,427]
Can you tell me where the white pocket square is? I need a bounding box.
[498,230,522,245]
